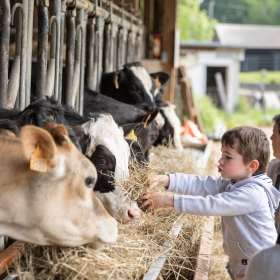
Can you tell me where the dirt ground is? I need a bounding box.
[208,126,273,280]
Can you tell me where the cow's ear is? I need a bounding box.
[113,71,125,89]
[121,122,145,139]
[150,72,170,87]
[20,125,59,170]
[142,108,159,126]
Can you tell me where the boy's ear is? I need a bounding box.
[247,160,259,173]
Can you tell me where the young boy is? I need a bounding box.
[140,126,280,280]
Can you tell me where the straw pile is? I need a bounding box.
[12,145,217,280]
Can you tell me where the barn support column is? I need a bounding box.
[36,0,49,99]
[0,0,10,108]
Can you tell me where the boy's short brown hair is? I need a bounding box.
[221,126,270,175]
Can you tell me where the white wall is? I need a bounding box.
[179,48,244,113]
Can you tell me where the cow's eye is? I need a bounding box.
[151,135,158,142]
[130,85,138,93]
[85,176,95,188]
[97,158,106,165]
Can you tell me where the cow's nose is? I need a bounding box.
[122,208,140,223]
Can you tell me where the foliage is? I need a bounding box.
[178,0,217,42]
[239,71,280,84]
[195,94,279,135]
[200,0,280,25]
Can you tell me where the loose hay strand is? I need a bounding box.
[14,145,217,280]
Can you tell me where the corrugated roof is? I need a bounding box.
[215,23,280,49]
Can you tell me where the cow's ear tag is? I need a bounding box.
[129,130,137,141]
[30,145,47,172]
[115,75,119,89]
[154,77,161,90]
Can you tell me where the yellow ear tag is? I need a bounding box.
[129,130,137,142]
[30,145,47,172]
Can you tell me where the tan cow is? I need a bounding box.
[0,124,118,246]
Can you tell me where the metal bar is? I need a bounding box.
[25,0,34,107]
[64,9,76,106]
[58,0,67,102]
[127,30,136,63]
[7,7,22,109]
[85,17,95,90]
[52,0,61,102]
[95,16,105,91]
[109,22,118,71]
[0,0,10,108]
[103,23,110,73]
[36,0,49,99]
[11,3,26,110]
[46,16,59,98]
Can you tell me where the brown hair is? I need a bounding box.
[221,126,270,175]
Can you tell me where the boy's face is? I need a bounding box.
[218,144,251,182]
[270,124,280,159]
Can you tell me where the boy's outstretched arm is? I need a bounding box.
[148,173,227,197]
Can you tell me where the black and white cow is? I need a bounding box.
[64,110,143,223]
[101,62,170,107]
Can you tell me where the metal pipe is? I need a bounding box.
[25,0,34,107]
[7,7,22,109]
[64,9,76,106]
[74,9,85,115]
[46,16,59,98]
[52,0,61,102]
[58,0,67,102]
[0,0,10,108]
[85,17,95,90]
[36,0,49,99]
[11,3,26,110]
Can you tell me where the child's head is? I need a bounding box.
[219,126,270,180]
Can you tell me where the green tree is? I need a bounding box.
[200,0,280,25]
[178,0,217,42]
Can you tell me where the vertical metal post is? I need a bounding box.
[7,8,22,109]
[25,0,34,107]
[86,17,95,90]
[64,9,76,106]
[52,0,61,102]
[95,16,105,91]
[117,27,127,69]
[11,4,26,111]
[58,0,67,102]
[103,23,110,73]
[75,8,86,115]
[0,0,10,108]
[36,0,49,99]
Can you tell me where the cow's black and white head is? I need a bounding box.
[78,113,140,223]
[101,62,170,108]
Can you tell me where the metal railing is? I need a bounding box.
[0,0,144,115]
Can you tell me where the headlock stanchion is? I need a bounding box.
[0,0,144,111]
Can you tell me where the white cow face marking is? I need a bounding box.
[82,114,140,223]
[130,66,155,103]
[161,102,183,150]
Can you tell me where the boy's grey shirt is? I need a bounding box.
[168,173,280,275]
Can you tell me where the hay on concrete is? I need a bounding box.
[13,145,217,280]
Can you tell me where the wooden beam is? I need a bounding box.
[0,241,25,276]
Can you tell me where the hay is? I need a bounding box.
[13,145,217,280]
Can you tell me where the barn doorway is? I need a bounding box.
[206,66,227,108]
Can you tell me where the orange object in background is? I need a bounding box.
[153,34,161,58]
[181,120,208,143]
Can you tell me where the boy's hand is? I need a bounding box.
[139,192,174,215]
[148,175,170,192]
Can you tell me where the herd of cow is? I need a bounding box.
[0,61,183,248]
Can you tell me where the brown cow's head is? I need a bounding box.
[0,124,118,246]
